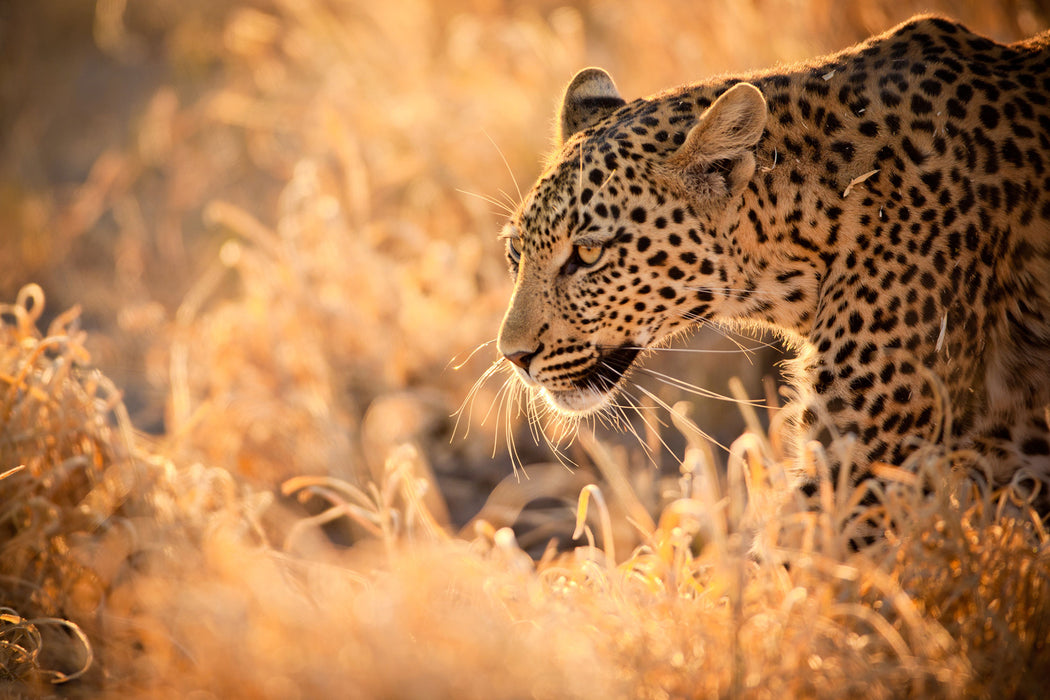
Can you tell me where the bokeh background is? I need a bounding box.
[2,1,1049,696]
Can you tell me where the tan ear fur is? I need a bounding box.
[667,82,767,200]
[557,68,627,146]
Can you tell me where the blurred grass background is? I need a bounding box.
[1,0,1049,696]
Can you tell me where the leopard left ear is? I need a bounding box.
[667,82,767,201]
[557,68,627,147]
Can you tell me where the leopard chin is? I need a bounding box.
[540,386,610,414]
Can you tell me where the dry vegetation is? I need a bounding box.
[2,1,1049,697]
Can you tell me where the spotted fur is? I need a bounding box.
[496,16,1050,501]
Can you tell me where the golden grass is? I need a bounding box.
[3,0,1050,697]
[3,283,1048,697]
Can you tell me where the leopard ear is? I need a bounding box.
[667,82,767,200]
[557,68,627,146]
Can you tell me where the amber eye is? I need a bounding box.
[576,244,603,266]
[507,237,522,263]
[562,243,605,275]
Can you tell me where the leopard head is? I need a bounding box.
[497,68,768,414]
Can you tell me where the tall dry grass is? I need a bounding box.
[2,0,1049,697]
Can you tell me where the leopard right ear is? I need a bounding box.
[666,82,767,201]
[557,68,626,147]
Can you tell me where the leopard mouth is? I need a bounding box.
[574,345,640,393]
[541,345,641,414]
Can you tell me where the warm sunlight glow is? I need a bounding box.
[1,1,1048,697]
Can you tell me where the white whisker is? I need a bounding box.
[620,344,770,355]
[456,188,515,216]
[483,128,523,207]
[496,187,520,213]
[505,382,526,477]
[635,365,768,407]
[478,366,513,427]
[671,317,781,360]
[448,338,497,371]
[525,389,544,447]
[452,357,507,441]
[610,379,678,462]
[632,381,731,454]
[539,409,582,470]
[491,374,516,459]
[606,392,658,461]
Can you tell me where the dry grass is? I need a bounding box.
[2,1,1049,697]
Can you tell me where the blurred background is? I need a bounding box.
[2,0,1047,532]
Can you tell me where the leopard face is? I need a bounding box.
[498,77,771,414]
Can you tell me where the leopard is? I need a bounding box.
[494,15,1050,511]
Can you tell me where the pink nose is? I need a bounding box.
[504,349,538,372]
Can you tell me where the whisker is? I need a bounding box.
[592,407,613,432]
[632,381,731,454]
[525,388,544,448]
[496,187,520,214]
[618,344,772,355]
[452,358,506,441]
[611,379,678,462]
[671,316,780,360]
[522,388,581,473]
[455,362,495,417]
[594,364,666,440]
[635,365,768,407]
[490,374,516,459]
[455,188,515,216]
[539,408,582,470]
[483,128,523,207]
[588,365,662,446]
[713,322,777,347]
[447,338,497,371]
[593,400,629,433]
[540,406,567,451]
[709,324,782,360]
[593,168,616,197]
[505,381,528,477]
[608,398,661,464]
[474,364,512,426]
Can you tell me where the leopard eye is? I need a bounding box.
[576,244,603,266]
[507,237,522,263]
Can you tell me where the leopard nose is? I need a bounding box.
[504,347,540,372]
